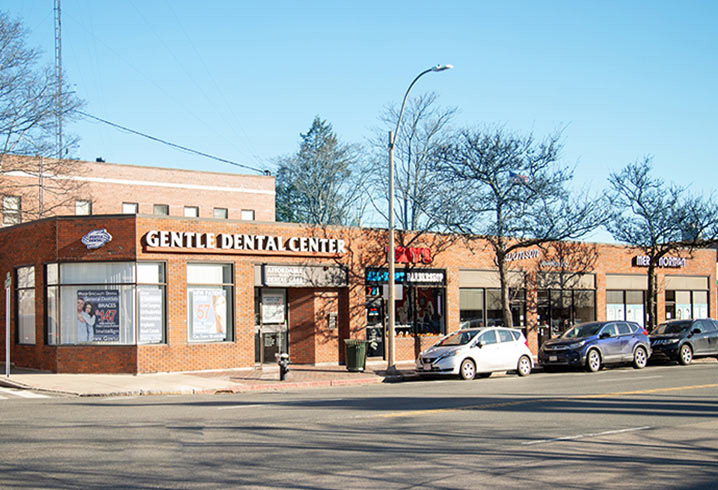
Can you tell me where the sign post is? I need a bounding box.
[5,272,11,377]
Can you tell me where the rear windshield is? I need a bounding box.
[652,322,691,335]
[437,330,480,346]
[562,323,602,339]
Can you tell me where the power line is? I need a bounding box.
[78,111,270,175]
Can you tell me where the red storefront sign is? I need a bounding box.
[386,246,432,264]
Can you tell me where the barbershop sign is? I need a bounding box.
[634,255,687,268]
[144,230,346,255]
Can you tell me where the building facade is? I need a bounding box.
[0,155,275,225]
[1,215,715,374]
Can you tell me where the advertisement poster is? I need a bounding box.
[139,289,163,343]
[262,293,285,324]
[77,290,120,342]
[190,288,227,341]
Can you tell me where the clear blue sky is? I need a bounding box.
[6,1,718,202]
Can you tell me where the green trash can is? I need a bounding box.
[344,339,369,372]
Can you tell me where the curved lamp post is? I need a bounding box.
[386,64,452,372]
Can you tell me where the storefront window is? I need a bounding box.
[187,263,233,342]
[45,262,166,345]
[666,290,708,320]
[16,266,35,344]
[607,290,645,327]
[460,288,526,329]
[538,289,596,339]
[459,289,484,327]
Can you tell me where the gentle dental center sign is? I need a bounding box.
[144,230,346,254]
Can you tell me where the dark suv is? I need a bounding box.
[650,319,718,365]
[539,321,651,372]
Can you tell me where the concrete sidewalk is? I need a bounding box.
[0,361,419,397]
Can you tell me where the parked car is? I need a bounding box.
[416,327,534,380]
[649,319,718,365]
[538,321,651,372]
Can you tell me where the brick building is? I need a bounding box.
[1,214,714,374]
[0,154,275,224]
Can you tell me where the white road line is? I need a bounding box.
[217,404,265,410]
[594,375,663,382]
[522,426,652,445]
[0,387,49,398]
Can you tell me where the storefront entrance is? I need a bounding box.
[254,288,288,364]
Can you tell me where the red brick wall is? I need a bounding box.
[1,215,716,373]
[1,155,275,222]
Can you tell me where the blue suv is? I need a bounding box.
[539,321,651,372]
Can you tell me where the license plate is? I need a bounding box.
[549,356,557,362]
[423,364,432,371]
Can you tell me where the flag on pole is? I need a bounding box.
[509,171,529,184]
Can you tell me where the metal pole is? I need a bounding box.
[5,273,11,377]
[385,65,452,373]
[387,130,396,371]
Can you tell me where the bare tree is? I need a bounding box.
[607,157,718,331]
[432,127,606,328]
[275,116,367,226]
[366,92,457,231]
[0,11,85,221]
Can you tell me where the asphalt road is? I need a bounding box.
[1,363,717,489]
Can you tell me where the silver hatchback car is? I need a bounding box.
[416,327,534,380]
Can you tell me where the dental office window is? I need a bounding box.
[45,262,166,345]
[16,266,35,344]
[187,263,233,342]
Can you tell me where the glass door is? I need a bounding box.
[255,288,288,364]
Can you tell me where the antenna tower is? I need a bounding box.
[54,0,63,159]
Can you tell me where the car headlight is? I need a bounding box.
[437,351,459,361]
[567,340,586,349]
[666,338,679,344]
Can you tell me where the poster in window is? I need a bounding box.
[262,293,285,324]
[77,290,120,342]
[190,288,227,341]
[139,289,163,343]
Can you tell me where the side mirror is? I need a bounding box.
[600,332,611,339]
[477,341,485,349]
[691,328,701,335]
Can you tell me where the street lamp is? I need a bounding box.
[386,64,453,372]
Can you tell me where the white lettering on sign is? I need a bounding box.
[634,255,687,268]
[406,271,445,284]
[143,230,346,255]
[505,249,540,262]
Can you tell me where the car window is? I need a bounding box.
[706,320,718,332]
[479,330,498,345]
[616,323,632,335]
[497,329,513,343]
[562,323,603,338]
[510,330,521,341]
[600,324,617,337]
[653,321,691,335]
[437,330,479,346]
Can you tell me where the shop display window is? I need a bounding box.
[665,290,708,320]
[16,266,35,344]
[460,288,526,329]
[606,290,645,327]
[187,263,233,343]
[538,289,596,337]
[45,262,166,345]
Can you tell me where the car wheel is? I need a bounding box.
[459,359,476,380]
[586,349,602,372]
[678,344,693,365]
[632,346,648,369]
[517,355,532,376]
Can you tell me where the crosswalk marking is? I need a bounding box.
[0,387,50,399]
